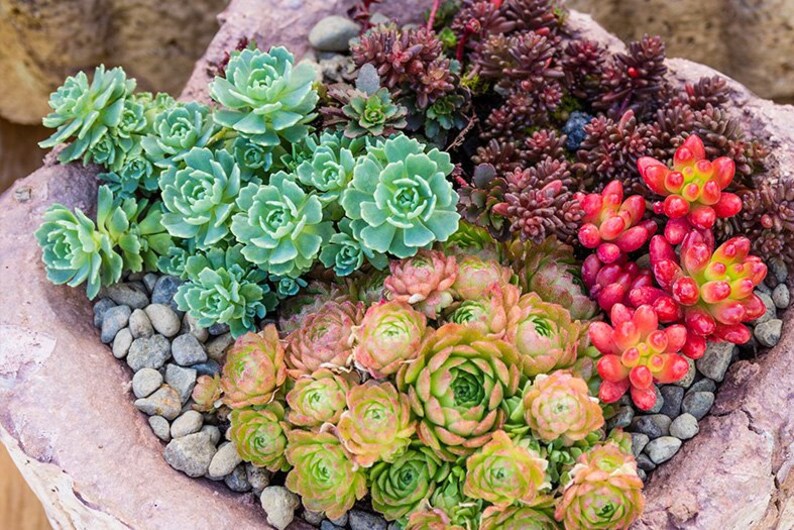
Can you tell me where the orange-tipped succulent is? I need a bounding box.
[448,282,521,339]
[404,508,465,530]
[649,232,767,347]
[229,402,290,472]
[384,249,458,318]
[286,369,356,428]
[480,505,559,530]
[638,134,742,244]
[221,325,287,409]
[450,255,512,301]
[589,304,690,410]
[192,374,222,412]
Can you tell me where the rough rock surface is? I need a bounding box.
[0,2,792,530]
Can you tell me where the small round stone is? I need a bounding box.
[659,386,684,418]
[112,327,133,359]
[105,283,150,309]
[629,414,671,439]
[670,413,699,440]
[755,319,783,348]
[349,510,388,530]
[673,357,697,388]
[165,364,197,404]
[260,486,300,530]
[224,464,252,493]
[182,312,209,343]
[304,510,325,526]
[206,333,234,361]
[144,304,181,337]
[772,284,790,309]
[164,430,217,478]
[207,441,243,479]
[645,436,682,464]
[631,432,650,457]
[321,522,343,530]
[606,406,634,430]
[681,391,715,420]
[769,258,788,285]
[100,305,131,343]
[132,368,163,398]
[192,360,221,377]
[330,513,349,527]
[687,378,717,395]
[128,308,154,339]
[171,333,208,366]
[93,298,116,328]
[696,342,735,382]
[127,335,171,371]
[647,386,664,414]
[308,15,361,52]
[247,463,272,494]
[152,275,183,309]
[637,468,647,481]
[148,415,171,442]
[143,273,159,293]
[751,291,776,325]
[635,453,656,471]
[171,410,204,439]
[201,425,222,446]
[134,385,182,420]
[208,322,230,336]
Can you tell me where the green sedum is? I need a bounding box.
[296,131,365,209]
[142,102,218,167]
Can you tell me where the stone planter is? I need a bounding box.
[0,1,792,528]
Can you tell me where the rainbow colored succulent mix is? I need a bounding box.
[36,0,781,528]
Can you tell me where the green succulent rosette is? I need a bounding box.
[340,134,459,259]
[229,402,290,472]
[141,102,218,167]
[341,87,407,138]
[480,505,560,530]
[440,221,502,261]
[231,172,333,278]
[369,444,450,522]
[221,325,287,408]
[40,65,135,163]
[231,135,273,182]
[159,147,241,248]
[156,241,194,279]
[99,144,158,196]
[285,368,355,428]
[320,218,388,277]
[271,275,308,299]
[429,465,483,529]
[285,430,368,520]
[210,46,318,147]
[174,245,276,337]
[423,93,466,144]
[296,131,365,209]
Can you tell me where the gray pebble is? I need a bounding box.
[687,378,717,395]
[637,468,647,481]
[673,357,696,388]
[135,385,182,420]
[112,328,133,359]
[755,319,783,348]
[225,464,252,493]
[349,509,388,530]
[208,441,243,479]
[127,335,171,371]
[321,522,343,530]
[202,425,222,446]
[171,410,204,438]
[681,391,714,420]
[105,283,149,309]
[670,413,699,440]
[659,386,684,418]
[751,291,776,325]
[148,415,171,442]
[182,313,209,343]
[260,486,300,530]
[772,284,790,309]
[171,333,208,366]
[631,432,650,457]
[369,12,390,25]
[246,463,272,494]
[145,304,181,337]
[209,322,230,336]
[100,305,131,343]
[309,15,361,52]
[143,273,159,294]
[629,414,671,439]
[647,386,664,414]
[164,430,217,478]
[165,364,197,404]
[132,368,163,398]
[636,453,656,471]
[93,298,116,328]
[192,360,221,377]
[206,333,234,361]
[152,276,183,310]
[645,436,682,464]
[129,309,154,339]
[304,510,325,526]
[330,513,349,527]
[769,258,788,285]
[696,342,735,382]
[606,406,634,430]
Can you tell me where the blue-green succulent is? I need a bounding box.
[340,134,459,258]
[272,275,308,299]
[231,135,273,182]
[296,132,366,208]
[156,243,194,279]
[231,172,333,278]
[141,102,218,167]
[159,147,242,247]
[210,47,319,147]
[319,218,387,277]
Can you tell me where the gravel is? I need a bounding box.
[192,360,221,377]
[696,342,735,382]
[224,464,252,493]
[112,328,133,359]
[143,273,159,293]
[202,425,222,446]
[152,275,182,310]
[636,453,656,471]
[755,319,783,347]
[144,304,181,337]
[171,410,204,438]
[134,385,182,420]
[105,283,149,309]
[349,510,388,530]
[208,442,243,479]
[132,368,163,398]
[330,513,349,527]
[687,378,717,395]
[647,386,664,414]
[171,333,208,366]
[673,357,697,388]
[93,298,116,327]
[772,284,790,309]
[182,313,209,343]
[127,335,171,371]
[631,432,650,457]
[164,430,217,478]
[751,291,776,325]
[606,406,634,430]
[308,15,361,52]
[209,323,230,336]
[260,486,300,530]
[165,364,197,404]
[645,436,682,464]
[304,511,325,526]
[629,414,671,439]
[670,413,699,440]
[659,386,684,417]
[128,308,154,339]
[769,258,788,285]
[206,333,234,361]
[681,391,715,420]
[148,415,171,442]
[321,522,343,530]
[100,305,131,343]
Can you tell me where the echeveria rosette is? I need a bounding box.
[231,172,333,278]
[40,65,135,163]
[340,87,408,138]
[505,292,583,377]
[352,300,427,378]
[229,402,290,472]
[448,283,520,340]
[423,93,466,144]
[286,369,355,428]
[159,147,241,248]
[320,218,389,277]
[463,430,549,508]
[554,444,645,529]
[480,505,560,530]
[523,371,605,445]
[141,102,218,167]
[277,280,356,334]
[174,245,276,337]
[192,374,222,412]
[404,509,465,530]
[429,465,483,529]
[156,240,194,279]
[271,275,308,299]
[440,221,502,262]
[210,46,319,146]
[341,134,460,259]
[450,255,512,301]
[336,381,416,467]
[384,250,458,318]
[231,135,273,182]
[369,444,450,522]
[285,300,363,378]
[396,324,521,460]
[87,130,132,171]
[296,132,366,209]
[221,325,287,408]
[285,430,367,520]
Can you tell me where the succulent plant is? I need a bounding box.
[448,283,520,340]
[174,245,276,337]
[220,325,287,408]
[404,508,465,530]
[449,255,511,301]
[230,135,273,180]
[554,443,645,530]
[159,147,241,248]
[277,280,356,334]
[638,135,742,244]
[589,304,690,410]
[141,102,218,167]
[271,275,307,299]
[229,402,290,472]
[210,46,318,146]
[285,429,368,520]
[323,84,408,138]
[231,172,334,278]
[463,430,549,508]
[479,505,559,530]
[99,196,173,274]
[320,218,389,277]
[285,300,364,378]
[522,371,604,444]
[397,324,520,459]
[582,255,659,315]
[296,131,366,209]
[428,464,484,529]
[384,250,458,318]
[440,220,501,261]
[40,65,135,163]
[156,242,193,279]
[340,134,459,259]
[286,368,355,428]
[191,374,222,412]
[457,163,510,239]
[505,292,582,377]
[88,132,132,171]
[352,300,427,378]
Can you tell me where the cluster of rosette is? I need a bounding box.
[191,225,645,530]
[579,135,767,410]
